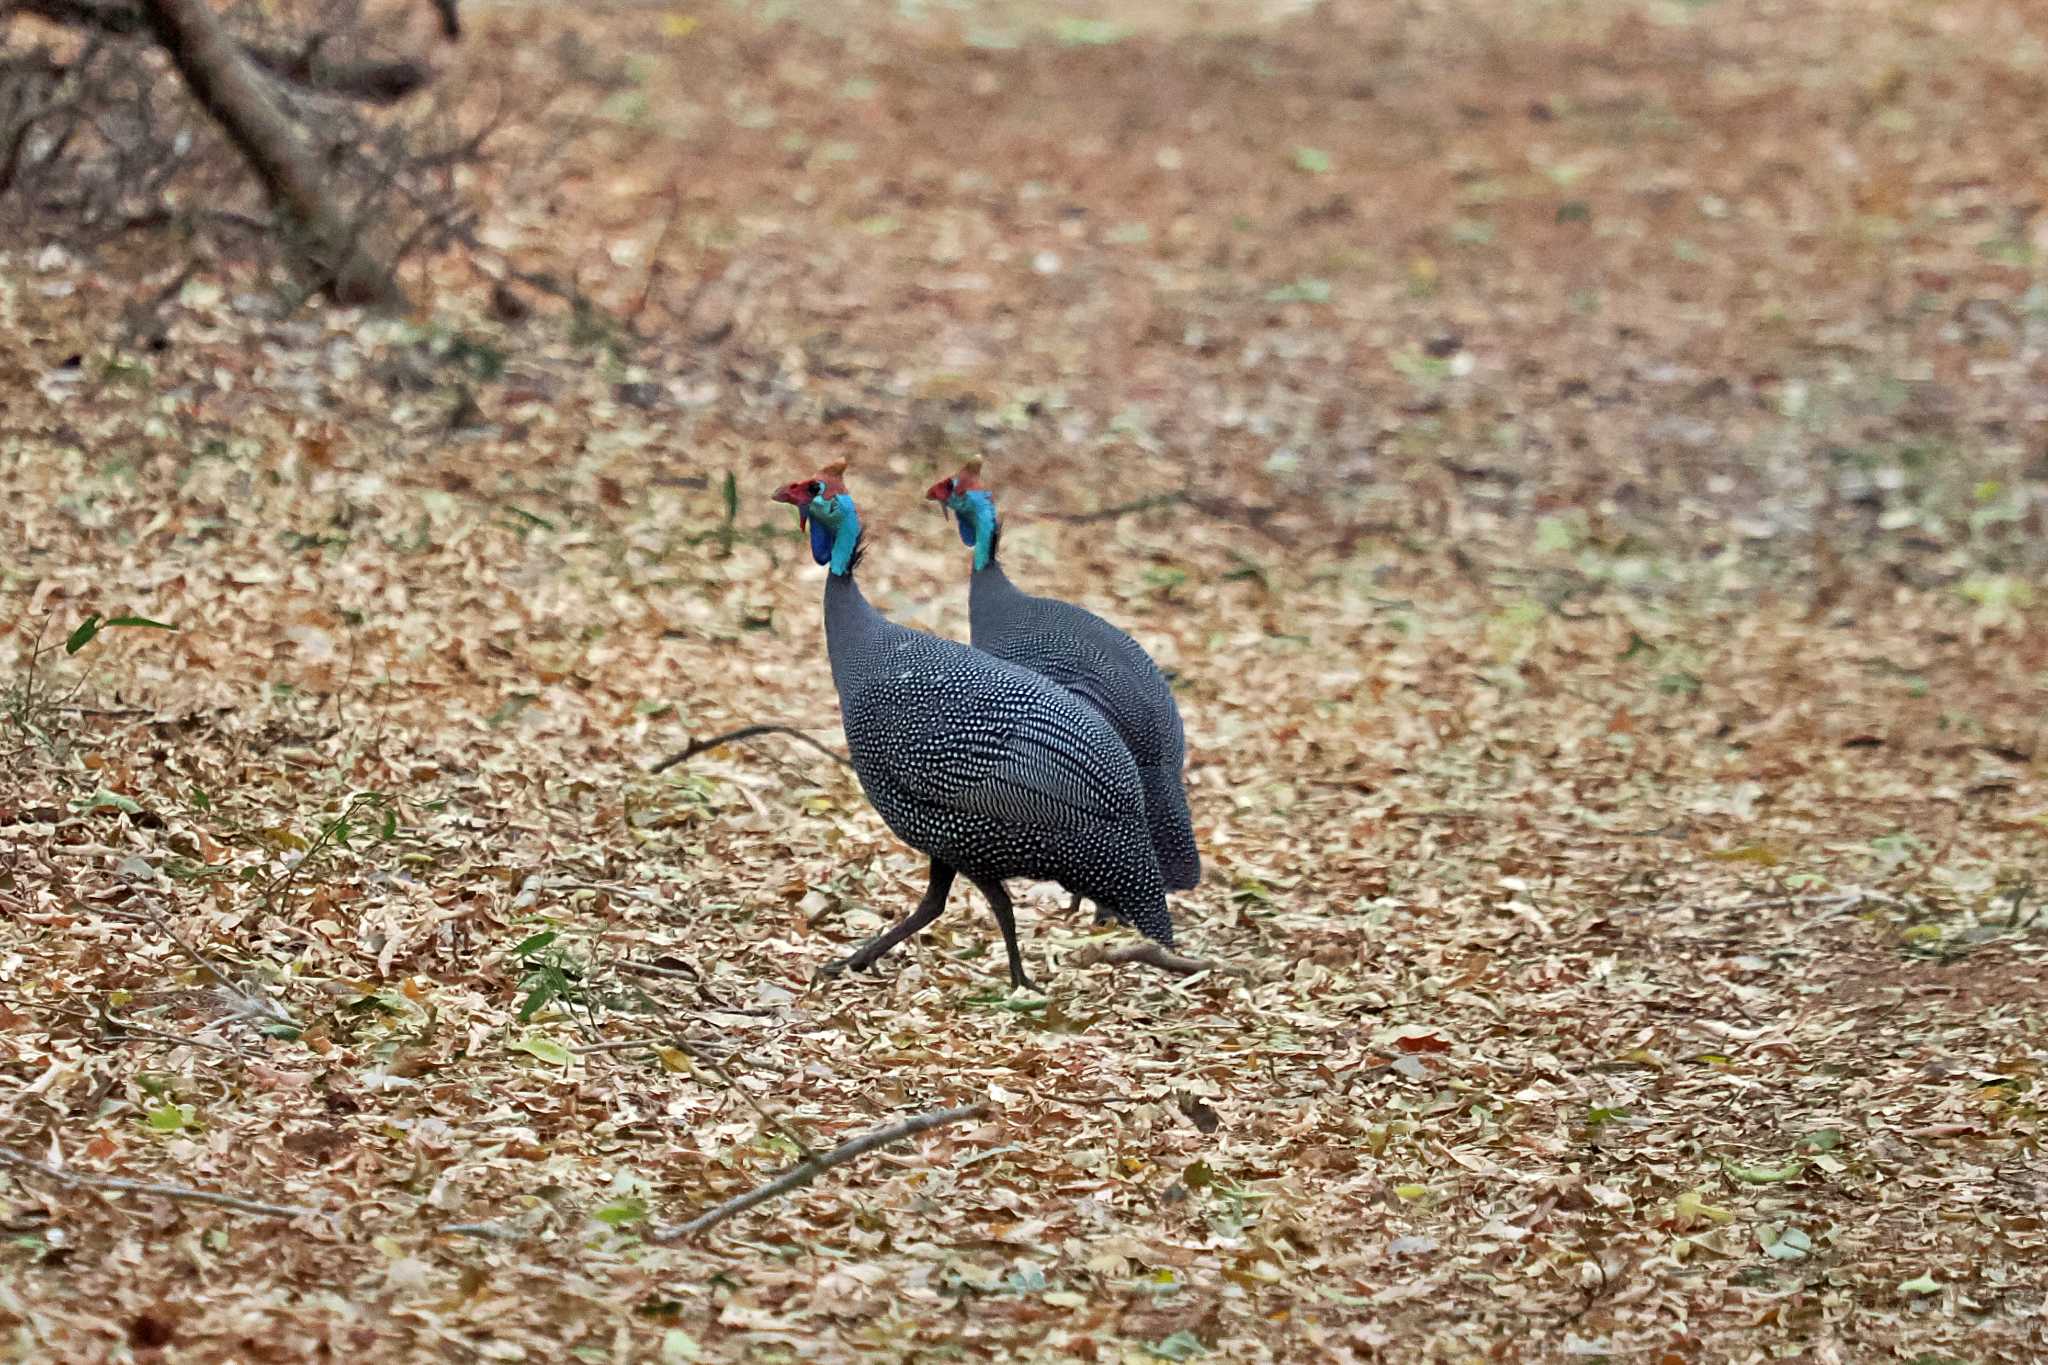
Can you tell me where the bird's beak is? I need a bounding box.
[770,485,807,531]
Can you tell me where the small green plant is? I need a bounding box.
[4,611,178,778]
[511,929,597,1029]
[685,471,741,557]
[64,613,177,655]
[256,792,400,912]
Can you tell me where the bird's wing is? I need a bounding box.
[842,664,1128,830]
[994,629,1120,708]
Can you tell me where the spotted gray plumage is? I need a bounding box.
[821,569,1175,984]
[966,554,1202,893]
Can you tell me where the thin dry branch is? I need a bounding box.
[1071,941,1250,978]
[649,1103,989,1241]
[650,724,851,775]
[38,1002,248,1057]
[1046,490,1192,524]
[128,895,293,1026]
[671,1036,815,1159]
[612,959,705,981]
[523,876,670,910]
[1043,488,1288,541]
[1644,889,1903,919]
[0,1145,328,1224]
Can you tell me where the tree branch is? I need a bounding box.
[0,1145,329,1224]
[1071,941,1249,978]
[12,0,436,104]
[138,0,406,306]
[11,0,146,35]
[243,44,432,105]
[648,1103,989,1241]
[650,724,851,775]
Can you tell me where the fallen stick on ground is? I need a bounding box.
[523,877,674,910]
[649,1103,989,1242]
[0,1145,328,1225]
[650,724,852,774]
[1072,941,1250,978]
[130,895,294,1026]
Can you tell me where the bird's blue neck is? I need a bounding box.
[829,510,861,576]
[813,496,862,576]
[957,491,999,572]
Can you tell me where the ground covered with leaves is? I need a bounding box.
[4,0,2047,1359]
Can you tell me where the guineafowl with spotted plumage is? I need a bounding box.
[772,461,1175,990]
[927,460,1201,915]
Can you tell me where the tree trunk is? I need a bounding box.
[137,0,407,309]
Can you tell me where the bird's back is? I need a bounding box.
[967,566,1200,891]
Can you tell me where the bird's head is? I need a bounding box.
[925,457,999,568]
[772,460,859,569]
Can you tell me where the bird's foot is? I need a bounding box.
[818,951,872,980]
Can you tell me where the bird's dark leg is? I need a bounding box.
[821,860,956,979]
[969,876,1036,991]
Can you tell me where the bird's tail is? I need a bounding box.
[1110,892,1175,949]
[1139,764,1201,892]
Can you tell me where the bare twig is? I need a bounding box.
[426,0,459,38]
[1070,941,1250,978]
[524,877,670,911]
[610,958,766,1015]
[128,895,293,1026]
[10,0,146,35]
[649,1103,990,1242]
[0,1145,327,1224]
[672,1036,815,1159]
[38,1003,247,1057]
[1043,488,1287,541]
[441,1220,520,1240]
[1645,890,1901,920]
[650,724,851,775]
[628,180,683,321]
[1045,491,1192,524]
[612,959,703,982]
[445,219,617,327]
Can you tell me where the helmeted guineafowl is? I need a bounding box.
[772,460,1174,990]
[927,460,1201,911]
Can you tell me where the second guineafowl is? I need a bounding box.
[772,460,1175,989]
[927,460,1201,909]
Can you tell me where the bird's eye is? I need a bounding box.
[808,480,824,497]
